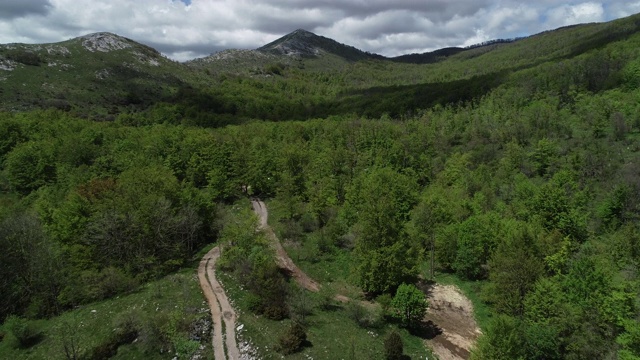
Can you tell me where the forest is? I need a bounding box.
[2,11,640,360]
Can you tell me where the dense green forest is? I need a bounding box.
[2,12,640,360]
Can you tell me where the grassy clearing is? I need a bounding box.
[0,266,213,360]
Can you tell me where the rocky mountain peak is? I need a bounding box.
[78,32,133,53]
[257,29,379,61]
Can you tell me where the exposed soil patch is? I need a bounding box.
[421,283,482,360]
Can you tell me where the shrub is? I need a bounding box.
[6,50,42,66]
[275,322,307,355]
[347,301,382,328]
[138,313,170,353]
[384,331,404,360]
[346,301,367,326]
[317,286,335,310]
[4,315,42,348]
[377,293,393,317]
[87,310,142,358]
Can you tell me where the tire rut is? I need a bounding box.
[198,246,241,359]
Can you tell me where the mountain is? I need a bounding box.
[0,32,191,118]
[391,47,466,64]
[2,13,640,119]
[188,29,383,75]
[257,29,383,61]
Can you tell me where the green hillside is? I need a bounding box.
[0,33,194,119]
[2,12,640,360]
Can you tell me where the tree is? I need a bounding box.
[344,167,419,293]
[4,141,56,194]
[453,213,501,280]
[471,315,525,360]
[486,223,544,316]
[391,283,428,328]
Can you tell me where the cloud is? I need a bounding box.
[545,2,605,28]
[0,0,52,19]
[0,0,638,61]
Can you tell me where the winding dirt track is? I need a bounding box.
[198,246,241,360]
[251,199,321,292]
[199,199,479,360]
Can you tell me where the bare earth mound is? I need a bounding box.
[423,284,482,360]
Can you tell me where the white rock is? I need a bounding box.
[81,33,132,53]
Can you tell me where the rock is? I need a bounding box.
[81,33,132,53]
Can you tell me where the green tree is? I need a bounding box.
[391,283,428,328]
[453,213,501,280]
[344,167,418,293]
[485,223,544,316]
[4,141,56,194]
[471,315,525,360]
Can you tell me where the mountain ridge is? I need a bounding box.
[1,13,640,117]
[257,28,383,61]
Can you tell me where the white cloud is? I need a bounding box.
[545,2,605,28]
[0,0,637,61]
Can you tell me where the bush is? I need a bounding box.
[138,313,170,353]
[346,301,367,326]
[263,303,289,321]
[90,311,141,359]
[377,293,393,317]
[113,310,142,338]
[58,267,139,306]
[275,322,307,355]
[300,212,318,233]
[384,331,404,360]
[347,301,383,328]
[6,50,42,66]
[317,286,335,310]
[4,315,42,348]
[289,289,313,324]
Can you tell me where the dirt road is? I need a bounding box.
[422,283,482,360]
[251,199,320,292]
[198,246,241,360]
[247,199,481,359]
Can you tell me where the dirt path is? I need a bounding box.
[251,199,320,292]
[248,199,480,359]
[421,283,482,360]
[198,246,241,360]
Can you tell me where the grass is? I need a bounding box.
[241,199,432,359]
[0,266,213,359]
[218,269,432,359]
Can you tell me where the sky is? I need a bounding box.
[1,0,640,61]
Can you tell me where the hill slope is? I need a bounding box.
[258,28,382,61]
[2,14,640,120]
[0,32,191,118]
